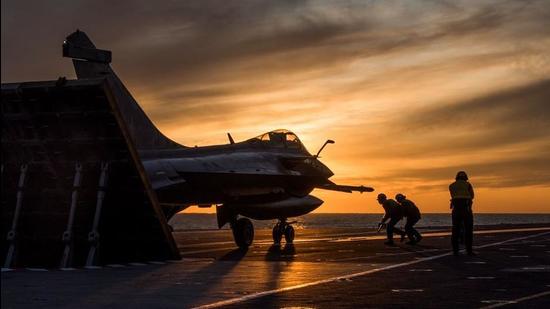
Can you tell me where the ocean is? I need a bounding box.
[169,213,550,231]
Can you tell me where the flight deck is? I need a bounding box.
[2,224,550,308]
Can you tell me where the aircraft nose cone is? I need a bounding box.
[315,159,334,178]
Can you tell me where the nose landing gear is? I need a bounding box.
[272,219,295,245]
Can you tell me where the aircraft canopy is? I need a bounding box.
[247,129,304,149]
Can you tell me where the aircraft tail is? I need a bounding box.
[63,29,185,151]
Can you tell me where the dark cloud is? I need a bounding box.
[353,79,550,156]
[134,0,550,125]
[4,0,549,84]
[404,79,550,132]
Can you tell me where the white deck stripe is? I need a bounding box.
[25,268,48,272]
[480,290,550,308]
[191,231,550,309]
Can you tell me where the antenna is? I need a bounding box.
[227,133,235,144]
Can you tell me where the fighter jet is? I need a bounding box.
[63,30,373,249]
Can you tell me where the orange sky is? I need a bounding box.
[2,1,550,213]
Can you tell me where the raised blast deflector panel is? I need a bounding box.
[1,79,180,268]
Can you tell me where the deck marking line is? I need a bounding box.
[392,289,424,292]
[26,268,47,272]
[479,289,550,308]
[467,277,495,280]
[192,231,550,309]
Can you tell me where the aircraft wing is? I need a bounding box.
[317,182,374,193]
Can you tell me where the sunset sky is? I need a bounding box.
[2,0,549,213]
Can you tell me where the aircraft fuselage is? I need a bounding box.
[141,136,333,220]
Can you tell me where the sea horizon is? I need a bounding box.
[170,213,550,231]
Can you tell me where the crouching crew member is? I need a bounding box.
[449,171,475,256]
[377,193,405,245]
[395,193,422,244]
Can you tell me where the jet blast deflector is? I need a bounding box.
[1,32,180,268]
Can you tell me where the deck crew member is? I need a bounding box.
[449,171,475,256]
[395,193,422,244]
[377,193,405,245]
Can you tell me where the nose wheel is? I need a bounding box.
[231,217,254,249]
[272,219,295,245]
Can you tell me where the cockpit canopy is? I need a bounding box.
[246,129,307,151]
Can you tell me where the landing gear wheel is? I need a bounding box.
[272,224,283,245]
[232,218,254,249]
[284,225,295,244]
[272,219,295,245]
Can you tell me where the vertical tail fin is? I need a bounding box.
[63,30,185,151]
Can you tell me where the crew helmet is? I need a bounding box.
[395,193,406,201]
[456,171,469,181]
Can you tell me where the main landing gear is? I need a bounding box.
[229,217,295,248]
[231,217,254,249]
[272,219,295,245]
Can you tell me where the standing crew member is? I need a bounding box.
[377,193,405,245]
[395,193,422,244]
[449,171,475,256]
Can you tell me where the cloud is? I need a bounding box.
[335,146,550,191]
[5,1,549,86]
[129,0,550,129]
[391,79,550,155]
[404,79,550,131]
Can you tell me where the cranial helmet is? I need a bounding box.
[395,193,406,201]
[456,171,468,181]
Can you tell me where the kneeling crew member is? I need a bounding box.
[377,193,405,245]
[449,171,475,256]
[396,193,422,244]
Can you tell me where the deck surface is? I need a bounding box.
[2,225,550,308]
